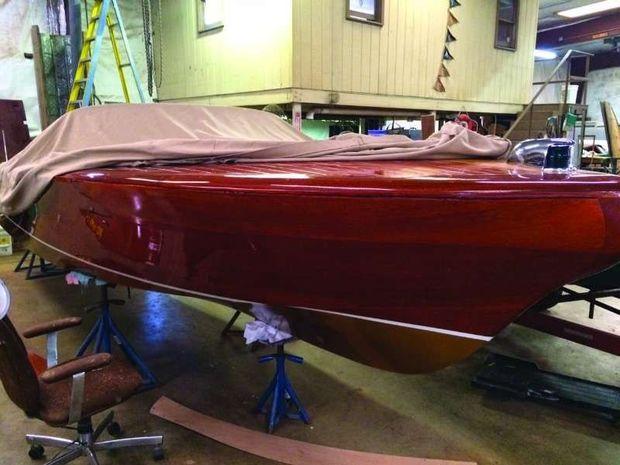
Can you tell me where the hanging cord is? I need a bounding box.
[142,0,154,97]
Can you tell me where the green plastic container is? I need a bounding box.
[0,227,13,256]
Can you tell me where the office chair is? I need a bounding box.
[0,280,164,465]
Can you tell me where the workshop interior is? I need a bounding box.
[0,1,618,464]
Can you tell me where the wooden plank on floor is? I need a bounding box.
[151,396,477,465]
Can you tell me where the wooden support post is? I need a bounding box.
[421,113,436,139]
[292,103,302,132]
[577,55,591,166]
[30,26,50,130]
[560,57,572,137]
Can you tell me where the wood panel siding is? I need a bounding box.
[155,0,293,103]
[292,0,539,111]
[156,0,539,113]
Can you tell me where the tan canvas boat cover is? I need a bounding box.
[0,104,511,215]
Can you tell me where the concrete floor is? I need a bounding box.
[0,253,618,465]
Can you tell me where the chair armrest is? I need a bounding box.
[22,317,82,339]
[39,353,112,384]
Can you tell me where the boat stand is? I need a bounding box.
[14,250,64,280]
[255,344,310,433]
[473,352,619,423]
[517,285,620,357]
[221,310,244,336]
[476,282,620,422]
[221,308,260,352]
[76,283,157,387]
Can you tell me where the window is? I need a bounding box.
[346,0,383,26]
[197,0,224,34]
[495,0,518,51]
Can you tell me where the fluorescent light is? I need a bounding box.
[557,0,620,18]
[534,49,558,60]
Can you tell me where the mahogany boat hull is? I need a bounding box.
[14,159,620,373]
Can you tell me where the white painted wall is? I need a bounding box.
[532,64,620,118]
[89,0,153,106]
[532,59,570,104]
[584,67,620,149]
[0,0,150,136]
[0,1,49,134]
[586,67,620,123]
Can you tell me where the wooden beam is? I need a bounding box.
[159,88,294,107]
[517,310,620,356]
[161,87,525,115]
[537,13,620,49]
[293,89,525,115]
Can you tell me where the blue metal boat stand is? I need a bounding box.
[76,283,157,388]
[255,343,310,433]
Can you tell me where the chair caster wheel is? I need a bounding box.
[28,444,44,460]
[152,446,165,461]
[107,421,123,437]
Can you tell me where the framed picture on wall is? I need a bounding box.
[346,0,383,26]
[197,0,224,34]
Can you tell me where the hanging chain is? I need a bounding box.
[141,0,154,97]
[155,0,163,89]
[141,0,164,97]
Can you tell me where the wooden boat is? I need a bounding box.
[11,158,620,373]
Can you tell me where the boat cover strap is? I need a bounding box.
[0,104,510,215]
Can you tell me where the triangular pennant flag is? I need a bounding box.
[447,11,459,26]
[433,77,446,92]
[443,46,454,60]
[438,63,450,77]
[446,29,457,42]
[450,0,461,8]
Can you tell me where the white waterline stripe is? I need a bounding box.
[293,305,493,341]
[5,216,492,342]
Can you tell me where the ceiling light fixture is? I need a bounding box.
[534,49,558,60]
[557,0,620,18]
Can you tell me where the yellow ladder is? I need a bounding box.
[67,0,145,111]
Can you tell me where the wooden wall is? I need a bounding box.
[155,0,293,104]
[292,0,539,112]
[157,0,539,113]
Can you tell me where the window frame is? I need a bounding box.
[196,0,224,35]
[346,0,384,27]
[495,0,519,51]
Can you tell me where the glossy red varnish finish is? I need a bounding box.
[27,159,620,338]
